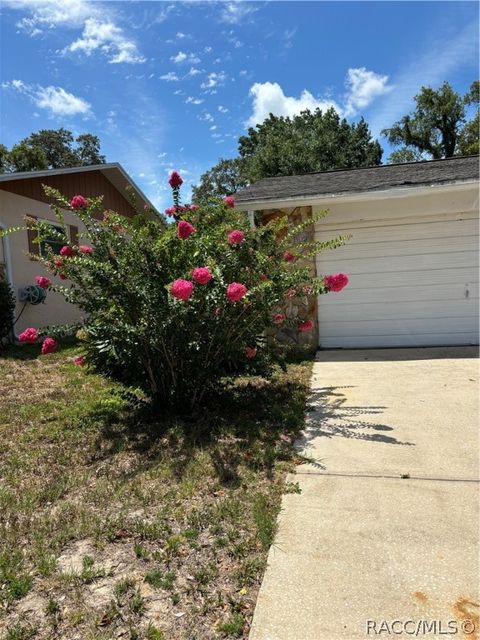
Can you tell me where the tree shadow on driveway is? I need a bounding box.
[297,386,415,470]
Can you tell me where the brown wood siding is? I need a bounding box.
[0,171,136,218]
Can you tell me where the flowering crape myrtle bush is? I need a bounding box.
[6,172,348,409]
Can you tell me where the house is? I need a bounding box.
[236,155,479,349]
[0,163,158,336]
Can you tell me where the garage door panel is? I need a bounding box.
[321,282,479,305]
[319,299,478,322]
[315,217,478,245]
[315,235,478,260]
[320,332,479,349]
[317,251,477,275]
[319,316,478,338]
[315,268,477,290]
[316,215,479,348]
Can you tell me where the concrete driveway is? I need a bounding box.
[250,347,479,640]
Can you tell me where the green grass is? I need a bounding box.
[0,343,312,639]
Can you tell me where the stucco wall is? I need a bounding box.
[0,189,87,335]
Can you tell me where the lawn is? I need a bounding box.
[0,344,312,640]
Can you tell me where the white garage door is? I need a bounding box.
[316,215,479,348]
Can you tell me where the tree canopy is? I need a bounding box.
[382,81,479,162]
[192,107,382,200]
[0,129,106,173]
[238,108,382,182]
[192,158,248,203]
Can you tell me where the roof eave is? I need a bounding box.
[235,179,479,211]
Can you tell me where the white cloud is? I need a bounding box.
[210,125,217,130]
[344,67,392,116]
[187,67,201,77]
[6,0,94,33]
[219,2,257,24]
[218,105,228,113]
[246,81,340,127]
[186,96,204,105]
[201,71,227,89]
[199,112,214,122]
[3,79,92,117]
[204,46,213,53]
[176,31,188,39]
[6,1,145,64]
[160,71,179,82]
[66,18,145,64]
[246,67,396,127]
[171,51,200,64]
[37,86,91,115]
[171,51,187,63]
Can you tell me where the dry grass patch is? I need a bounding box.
[0,344,312,640]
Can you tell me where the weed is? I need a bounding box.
[145,568,176,590]
[252,494,276,550]
[218,613,245,637]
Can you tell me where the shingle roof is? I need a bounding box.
[235,155,479,205]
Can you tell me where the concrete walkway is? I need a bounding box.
[250,347,479,640]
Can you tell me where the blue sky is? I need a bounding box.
[1,0,478,211]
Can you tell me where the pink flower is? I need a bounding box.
[171,279,194,301]
[226,282,248,302]
[227,230,245,245]
[144,203,150,212]
[259,274,268,281]
[224,195,235,208]
[59,273,67,280]
[60,245,75,257]
[18,327,39,343]
[78,245,93,255]
[192,267,212,285]
[245,346,257,359]
[165,206,176,217]
[324,273,349,293]
[298,320,314,332]
[190,204,200,211]
[53,256,64,268]
[35,275,51,290]
[286,288,296,299]
[274,313,285,324]
[70,195,88,210]
[284,251,295,263]
[41,336,57,355]
[73,355,86,366]
[169,171,183,188]
[177,220,196,239]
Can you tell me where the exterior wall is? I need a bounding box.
[0,170,136,218]
[262,205,318,350]
[0,189,88,335]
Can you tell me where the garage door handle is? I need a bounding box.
[465,284,469,298]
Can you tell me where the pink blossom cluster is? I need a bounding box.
[227,230,245,245]
[165,203,199,217]
[18,328,58,354]
[35,275,51,290]
[168,171,183,188]
[192,267,212,285]
[70,195,88,210]
[177,220,196,239]
[324,273,349,292]
[226,282,247,302]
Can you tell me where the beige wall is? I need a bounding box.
[0,189,86,335]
